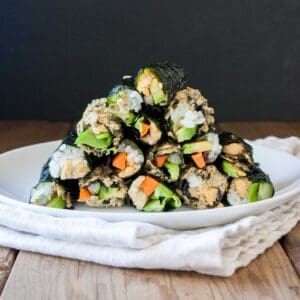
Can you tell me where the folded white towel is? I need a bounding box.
[0,137,299,276]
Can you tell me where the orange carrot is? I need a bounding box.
[192,152,206,168]
[140,122,150,137]
[112,152,127,170]
[140,176,159,196]
[155,155,167,167]
[79,187,92,202]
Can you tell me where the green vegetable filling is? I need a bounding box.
[164,161,180,181]
[143,184,181,212]
[75,129,113,149]
[176,127,197,143]
[46,196,66,209]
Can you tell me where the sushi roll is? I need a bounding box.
[106,83,143,125]
[145,142,184,182]
[133,115,162,145]
[135,62,186,106]
[76,98,123,157]
[45,131,91,180]
[177,165,228,209]
[182,132,222,168]
[226,167,274,205]
[78,166,127,207]
[219,132,254,177]
[111,139,144,179]
[30,179,73,209]
[165,87,215,142]
[128,175,181,212]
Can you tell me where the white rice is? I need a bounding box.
[170,103,205,128]
[227,188,248,205]
[30,182,54,205]
[49,144,88,178]
[126,90,143,113]
[186,173,203,188]
[118,143,144,164]
[206,133,222,163]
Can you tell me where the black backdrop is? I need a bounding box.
[1,1,300,121]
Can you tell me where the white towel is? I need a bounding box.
[0,137,299,277]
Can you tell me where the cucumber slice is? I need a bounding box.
[258,182,274,200]
[247,182,260,202]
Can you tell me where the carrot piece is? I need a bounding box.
[140,122,150,137]
[192,152,206,168]
[112,152,127,170]
[155,155,167,168]
[79,187,92,202]
[140,176,159,196]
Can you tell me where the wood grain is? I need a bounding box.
[281,225,300,277]
[0,121,299,299]
[1,244,299,300]
[0,248,17,294]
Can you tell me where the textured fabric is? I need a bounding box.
[0,137,299,276]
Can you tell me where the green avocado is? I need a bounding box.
[99,185,117,200]
[247,182,260,202]
[221,161,246,178]
[258,182,274,200]
[143,183,181,212]
[183,140,213,154]
[149,77,166,104]
[46,196,66,209]
[176,127,197,143]
[134,116,144,131]
[75,130,112,149]
[164,161,180,181]
[124,112,136,125]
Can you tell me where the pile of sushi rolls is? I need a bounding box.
[78,166,127,207]
[177,165,228,209]
[219,132,254,177]
[133,115,162,145]
[128,175,181,212]
[76,98,123,157]
[182,132,222,168]
[145,142,184,182]
[165,87,215,143]
[226,167,274,205]
[106,83,143,125]
[46,131,91,180]
[111,139,144,179]
[135,62,186,106]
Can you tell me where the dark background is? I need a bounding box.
[1,1,300,121]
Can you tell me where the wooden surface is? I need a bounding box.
[0,121,299,299]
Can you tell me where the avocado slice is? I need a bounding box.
[75,130,112,149]
[176,127,197,143]
[183,140,213,154]
[222,161,246,177]
[106,93,119,106]
[258,182,274,200]
[99,185,118,200]
[143,183,181,212]
[164,161,180,181]
[46,196,66,209]
[124,112,136,125]
[247,182,260,202]
[150,79,166,104]
[134,116,144,131]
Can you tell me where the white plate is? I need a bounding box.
[0,141,299,229]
